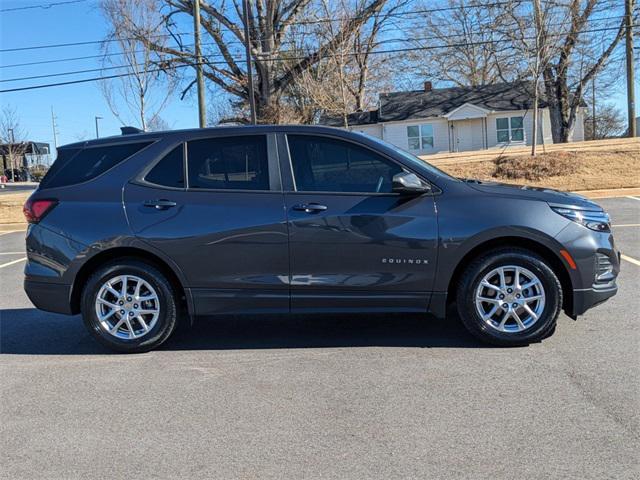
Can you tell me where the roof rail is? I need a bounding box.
[121,126,144,135]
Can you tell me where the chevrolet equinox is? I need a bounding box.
[23,125,619,352]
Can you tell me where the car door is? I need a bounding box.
[124,133,289,316]
[279,133,439,313]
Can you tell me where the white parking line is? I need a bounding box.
[0,257,26,269]
[0,252,25,255]
[613,224,640,228]
[621,254,640,267]
[626,196,640,202]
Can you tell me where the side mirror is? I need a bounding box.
[392,172,431,195]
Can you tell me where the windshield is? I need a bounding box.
[357,133,459,181]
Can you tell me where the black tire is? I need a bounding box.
[456,248,562,346]
[81,259,178,353]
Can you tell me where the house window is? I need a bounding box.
[496,116,524,143]
[407,125,434,151]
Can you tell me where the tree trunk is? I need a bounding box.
[543,74,572,143]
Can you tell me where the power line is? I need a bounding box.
[0,0,587,53]
[2,23,633,94]
[0,13,624,70]
[0,0,88,13]
[0,63,198,93]
[0,23,628,85]
[286,1,512,25]
[0,32,191,53]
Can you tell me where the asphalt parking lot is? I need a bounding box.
[1,196,638,479]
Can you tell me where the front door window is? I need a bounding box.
[287,135,403,194]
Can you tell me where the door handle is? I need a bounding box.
[292,203,328,213]
[143,199,177,210]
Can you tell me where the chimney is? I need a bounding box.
[424,81,432,92]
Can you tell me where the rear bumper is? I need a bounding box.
[571,284,618,317]
[24,279,73,315]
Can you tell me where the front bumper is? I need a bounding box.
[571,284,618,317]
[24,279,74,315]
[554,220,620,317]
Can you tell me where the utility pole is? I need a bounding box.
[530,0,543,156]
[243,0,257,124]
[625,0,636,137]
[8,128,15,182]
[51,107,58,150]
[193,0,206,128]
[591,76,596,140]
[50,107,59,167]
[95,116,103,139]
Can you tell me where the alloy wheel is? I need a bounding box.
[94,275,160,340]
[474,265,546,333]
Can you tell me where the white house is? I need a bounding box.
[320,81,586,155]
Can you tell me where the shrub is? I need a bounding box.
[493,152,576,181]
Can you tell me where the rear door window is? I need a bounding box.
[40,141,152,189]
[186,135,269,191]
[144,145,184,188]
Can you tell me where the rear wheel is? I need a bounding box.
[456,248,562,346]
[81,259,178,353]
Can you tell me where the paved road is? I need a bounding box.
[1,197,638,479]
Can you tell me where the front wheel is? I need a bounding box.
[81,259,178,353]
[456,248,563,346]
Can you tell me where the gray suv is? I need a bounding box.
[23,126,619,352]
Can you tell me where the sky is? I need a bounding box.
[0,0,199,149]
[0,0,635,152]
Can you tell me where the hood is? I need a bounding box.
[463,180,602,210]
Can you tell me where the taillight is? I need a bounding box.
[23,198,58,223]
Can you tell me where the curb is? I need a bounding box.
[0,223,27,233]
[573,187,640,199]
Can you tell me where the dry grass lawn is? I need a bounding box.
[0,192,30,224]
[433,148,640,191]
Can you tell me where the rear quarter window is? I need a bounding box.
[40,141,152,189]
[144,145,184,188]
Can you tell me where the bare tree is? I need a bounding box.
[146,115,172,131]
[404,0,522,87]
[293,0,403,125]
[100,0,178,131]
[345,0,405,111]
[0,105,28,182]
[585,102,626,139]
[295,0,358,126]
[503,0,557,154]
[514,0,630,143]
[403,1,628,144]
[116,0,388,123]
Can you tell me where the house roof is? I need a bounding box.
[320,109,379,127]
[321,81,557,126]
[378,81,546,122]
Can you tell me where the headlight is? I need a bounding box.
[551,207,610,232]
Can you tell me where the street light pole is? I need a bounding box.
[95,116,103,139]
